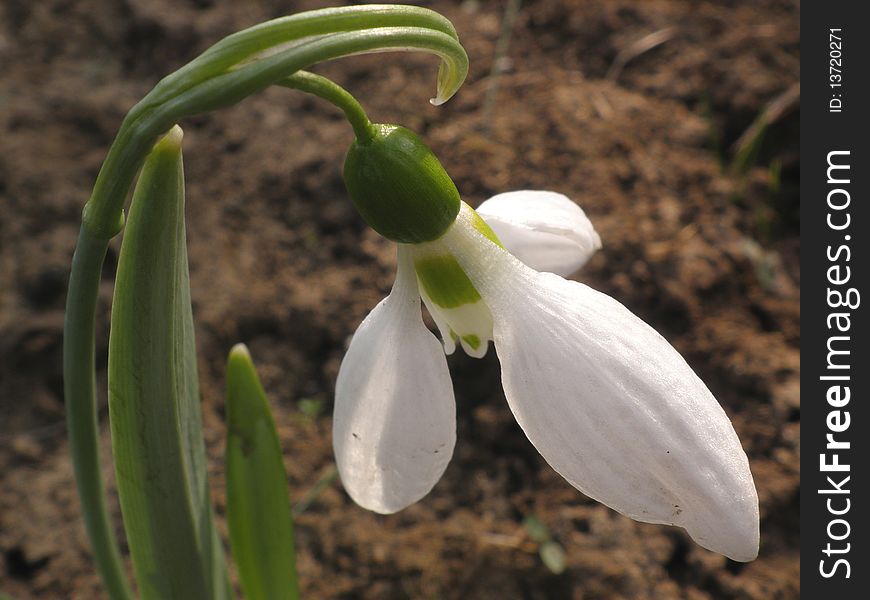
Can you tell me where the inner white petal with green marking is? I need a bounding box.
[417,282,494,358]
[406,203,501,359]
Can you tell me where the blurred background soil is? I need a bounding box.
[0,0,799,598]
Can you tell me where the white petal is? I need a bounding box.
[476,190,602,276]
[441,215,759,561]
[333,246,456,514]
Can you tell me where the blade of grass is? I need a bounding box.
[226,344,299,600]
[730,82,800,167]
[479,0,522,133]
[108,126,229,600]
[606,27,677,82]
[293,464,338,517]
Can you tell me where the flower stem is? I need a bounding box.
[83,26,467,239]
[140,5,460,112]
[64,227,134,600]
[63,6,468,597]
[278,70,375,141]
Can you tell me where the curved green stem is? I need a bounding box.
[84,26,466,238]
[141,5,459,112]
[64,228,134,600]
[278,71,375,141]
[162,27,465,118]
[64,6,468,598]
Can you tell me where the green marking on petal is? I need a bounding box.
[468,204,503,247]
[461,334,481,350]
[414,255,481,308]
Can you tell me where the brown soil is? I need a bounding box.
[0,0,799,598]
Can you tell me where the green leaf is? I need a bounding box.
[108,126,230,600]
[523,515,550,544]
[297,396,325,419]
[539,541,567,575]
[226,344,299,600]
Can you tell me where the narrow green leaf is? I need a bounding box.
[226,344,299,600]
[108,126,230,600]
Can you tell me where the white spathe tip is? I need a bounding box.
[228,342,250,360]
[477,190,602,276]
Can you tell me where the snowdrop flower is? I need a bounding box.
[334,125,759,562]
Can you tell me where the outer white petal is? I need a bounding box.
[333,246,456,514]
[441,212,759,562]
[476,190,602,276]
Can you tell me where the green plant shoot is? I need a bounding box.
[108,127,229,600]
[226,345,299,600]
